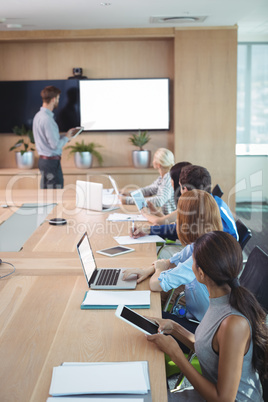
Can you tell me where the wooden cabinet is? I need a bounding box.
[0,167,159,190]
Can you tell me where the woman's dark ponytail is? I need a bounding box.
[194,231,268,383]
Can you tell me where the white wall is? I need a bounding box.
[236,156,268,203]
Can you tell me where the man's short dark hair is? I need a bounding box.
[170,161,192,204]
[40,86,61,103]
[179,165,212,193]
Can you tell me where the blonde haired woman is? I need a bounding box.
[120,148,176,215]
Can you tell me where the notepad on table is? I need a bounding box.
[48,361,151,398]
[114,235,165,245]
[107,213,147,222]
[81,290,150,309]
[47,398,144,401]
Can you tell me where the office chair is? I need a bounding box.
[236,219,252,251]
[212,184,224,198]
[239,246,268,312]
[240,245,268,400]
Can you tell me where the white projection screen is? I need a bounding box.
[79,78,170,131]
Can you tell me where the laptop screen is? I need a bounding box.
[108,175,119,196]
[77,233,97,283]
[76,180,103,211]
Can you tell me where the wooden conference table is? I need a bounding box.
[0,189,167,402]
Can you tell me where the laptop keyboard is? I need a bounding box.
[96,269,120,286]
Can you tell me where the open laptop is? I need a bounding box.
[77,232,137,290]
[76,180,119,211]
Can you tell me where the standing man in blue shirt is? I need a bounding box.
[33,86,76,189]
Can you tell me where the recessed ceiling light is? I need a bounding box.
[150,16,207,24]
[100,3,112,6]
[6,24,22,29]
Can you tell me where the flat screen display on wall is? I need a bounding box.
[79,78,170,131]
[0,80,80,133]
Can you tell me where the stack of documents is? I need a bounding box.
[47,361,151,401]
[107,213,147,222]
[81,290,150,309]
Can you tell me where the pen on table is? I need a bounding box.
[132,220,135,234]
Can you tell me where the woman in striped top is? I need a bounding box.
[120,148,176,215]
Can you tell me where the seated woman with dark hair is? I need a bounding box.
[146,231,267,401]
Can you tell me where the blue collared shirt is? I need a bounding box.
[33,107,69,156]
[158,247,209,321]
[169,243,194,266]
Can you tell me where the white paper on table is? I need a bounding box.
[61,361,150,392]
[47,398,143,401]
[49,361,149,396]
[107,213,147,222]
[82,290,150,307]
[114,235,165,245]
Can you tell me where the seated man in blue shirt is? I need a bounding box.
[133,165,238,246]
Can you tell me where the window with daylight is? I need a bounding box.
[236,43,268,155]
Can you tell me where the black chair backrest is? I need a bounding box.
[236,219,252,250]
[212,184,224,198]
[240,246,268,312]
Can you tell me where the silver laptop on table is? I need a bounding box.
[77,232,137,290]
[76,180,119,212]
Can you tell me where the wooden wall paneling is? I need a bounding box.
[0,171,40,190]
[0,167,159,190]
[61,131,173,168]
[46,38,174,79]
[0,27,174,42]
[0,43,49,80]
[0,39,174,81]
[1,130,173,170]
[173,28,237,211]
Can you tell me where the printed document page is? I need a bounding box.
[47,398,144,401]
[49,361,149,396]
[107,213,147,222]
[114,235,165,245]
[81,290,150,307]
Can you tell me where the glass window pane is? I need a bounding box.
[237,45,248,144]
[250,45,268,145]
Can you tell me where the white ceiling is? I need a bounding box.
[0,0,268,41]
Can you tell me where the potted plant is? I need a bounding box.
[9,125,35,169]
[66,140,103,168]
[129,130,151,168]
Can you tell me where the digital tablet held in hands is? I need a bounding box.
[71,126,84,139]
[115,305,159,335]
[130,189,148,210]
[96,245,134,257]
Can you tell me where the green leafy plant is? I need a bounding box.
[9,125,35,155]
[66,140,103,165]
[128,130,151,151]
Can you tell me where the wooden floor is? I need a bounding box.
[236,202,268,256]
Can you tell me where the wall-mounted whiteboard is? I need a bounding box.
[79,78,170,131]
